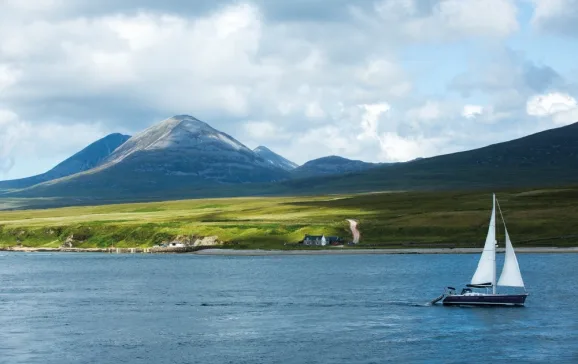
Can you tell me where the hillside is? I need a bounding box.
[253,146,298,171]
[1,187,578,249]
[290,156,383,179]
[278,121,578,194]
[0,133,130,190]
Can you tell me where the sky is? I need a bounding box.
[2,0,578,179]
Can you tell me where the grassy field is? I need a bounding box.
[1,186,578,249]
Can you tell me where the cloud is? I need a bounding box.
[526,92,577,116]
[407,101,442,122]
[0,109,19,174]
[305,102,327,119]
[523,63,563,92]
[374,0,519,41]
[1,4,263,121]
[354,102,446,162]
[0,108,111,178]
[243,121,288,141]
[378,132,442,162]
[449,47,564,96]
[526,92,578,125]
[357,103,391,141]
[462,105,484,119]
[1,0,575,180]
[531,0,578,37]
[446,45,574,133]
[0,65,20,94]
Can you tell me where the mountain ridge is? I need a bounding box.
[8,115,291,196]
[0,133,130,190]
[253,146,299,171]
[3,117,578,207]
[278,120,578,193]
[290,155,384,178]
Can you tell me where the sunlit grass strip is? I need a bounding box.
[1,187,578,249]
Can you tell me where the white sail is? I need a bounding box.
[471,194,496,286]
[497,229,525,287]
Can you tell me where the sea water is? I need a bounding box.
[0,253,577,363]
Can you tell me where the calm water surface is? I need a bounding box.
[0,253,577,363]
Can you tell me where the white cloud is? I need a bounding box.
[462,104,484,119]
[295,125,359,161]
[433,0,518,38]
[552,108,578,125]
[357,103,391,141]
[409,101,442,121]
[532,0,567,18]
[243,121,287,140]
[0,109,22,174]
[0,4,263,116]
[531,0,578,36]
[305,102,326,119]
[1,0,66,14]
[0,108,111,178]
[526,92,577,116]
[375,0,519,41]
[526,92,578,126]
[353,102,444,162]
[0,65,20,94]
[378,132,440,162]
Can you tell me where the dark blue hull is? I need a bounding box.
[442,294,528,306]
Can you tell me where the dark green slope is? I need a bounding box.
[278,121,578,193]
[290,156,384,179]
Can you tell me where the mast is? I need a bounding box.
[492,193,497,295]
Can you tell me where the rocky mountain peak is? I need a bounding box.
[253,145,299,171]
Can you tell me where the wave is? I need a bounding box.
[192,300,433,308]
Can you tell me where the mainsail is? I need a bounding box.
[471,194,496,287]
[346,219,360,244]
[497,225,525,288]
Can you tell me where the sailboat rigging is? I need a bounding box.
[435,194,528,307]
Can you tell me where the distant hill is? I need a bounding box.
[253,146,298,171]
[278,121,578,194]
[9,115,290,197]
[290,156,383,179]
[0,133,130,190]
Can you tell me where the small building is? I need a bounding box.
[302,235,343,246]
[325,236,343,245]
[303,235,326,246]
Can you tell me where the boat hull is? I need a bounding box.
[442,294,528,307]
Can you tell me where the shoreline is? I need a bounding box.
[193,247,578,255]
[2,246,578,255]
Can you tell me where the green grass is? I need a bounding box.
[1,186,578,249]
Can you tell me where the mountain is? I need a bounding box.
[279,121,578,193]
[0,133,130,190]
[5,118,578,208]
[10,115,290,197]
[290,156,383,179]
[253,146,298,171]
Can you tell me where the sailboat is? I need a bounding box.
[437,194,528,306]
